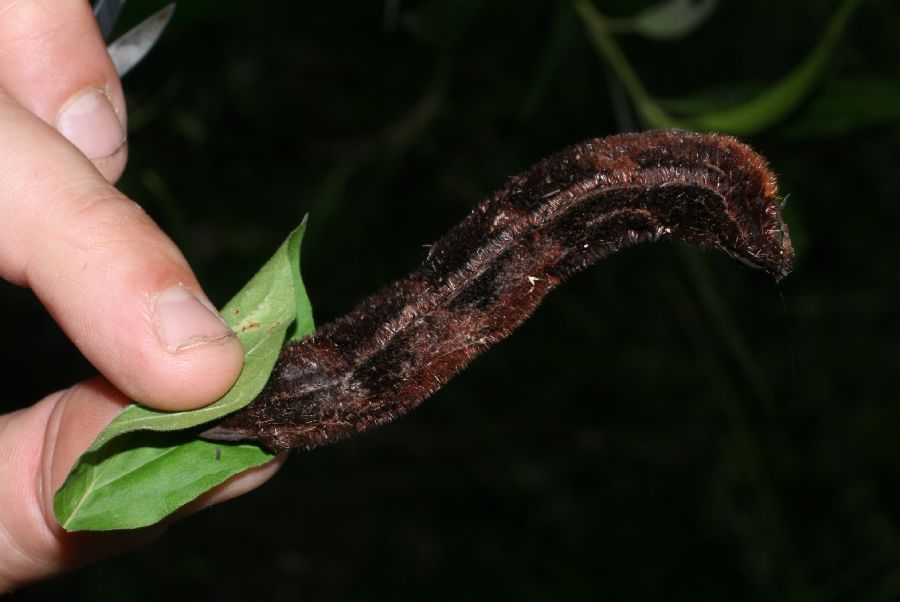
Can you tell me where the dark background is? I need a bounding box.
[7,0,900,599]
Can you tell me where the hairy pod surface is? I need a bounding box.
[201,130,793,452]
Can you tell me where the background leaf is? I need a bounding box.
[630,0,718,40]
[577,0,863,135]
[401,0,481,48]
[54,219,315,531]
[777,78,900,139]
[679,0,863,134]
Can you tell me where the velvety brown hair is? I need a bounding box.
[202,130,793,452]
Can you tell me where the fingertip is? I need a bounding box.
[1,141,242,413]
[132,283,245,410]
[151,285,233,353]
[133,328,245,411]
[95,142,128,183]
[53,87,128,183]
[0,1,128,184]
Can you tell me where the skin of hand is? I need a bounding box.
[0,1,284,592]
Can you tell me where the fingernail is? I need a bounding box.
[54,87,126,160]
[153,285,233,352]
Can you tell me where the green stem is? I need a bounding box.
[573,0,679,128]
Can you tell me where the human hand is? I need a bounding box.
[0,1,281,591]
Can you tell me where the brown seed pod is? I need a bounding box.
[201,130,793,452]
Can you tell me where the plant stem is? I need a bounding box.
[573,0,679,128]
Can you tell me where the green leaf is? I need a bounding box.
[777,78,900,139]
[84,217,309,452]
[287,220,315,342]
[54,434,273,532]
[54,218,315,531]
[658,81,766,116]
[679,0,863,135]
[630,0,717,41]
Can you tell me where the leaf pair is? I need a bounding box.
[54,218,314,531]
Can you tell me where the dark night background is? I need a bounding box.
[5,0,900,599]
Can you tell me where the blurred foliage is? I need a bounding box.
[6,0,900,599]
[577,0,866,134]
